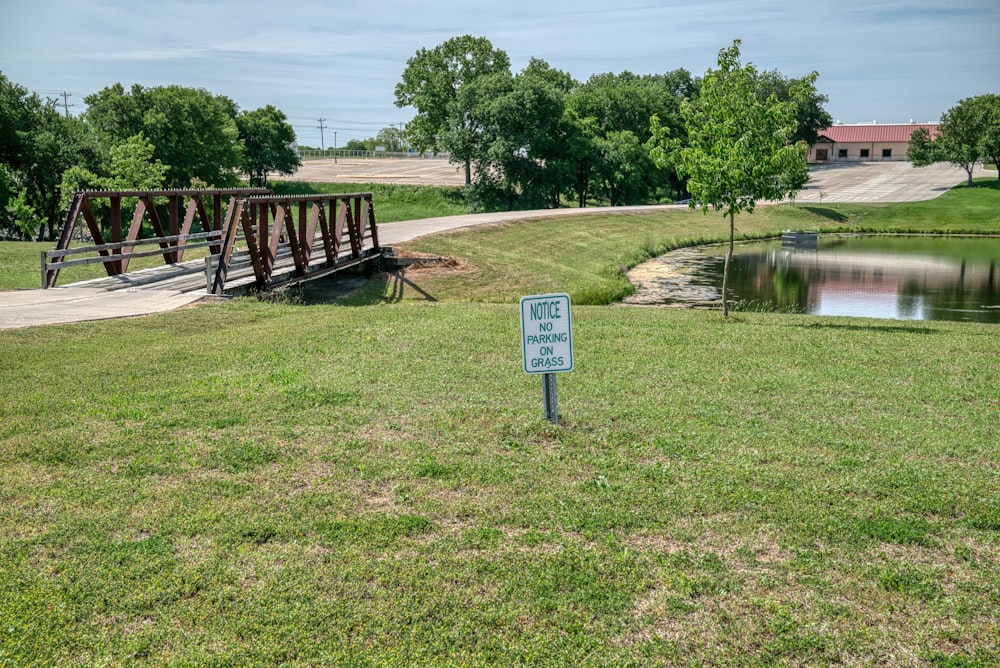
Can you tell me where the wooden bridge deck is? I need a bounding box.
[59,231,380,296]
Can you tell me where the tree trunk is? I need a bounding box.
[722,210,734,318]
[464,159,472,187]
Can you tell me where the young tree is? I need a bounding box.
[907,127,939,167]
[394,35,511,185]
[236,105,300,187]
[650,40,812,317]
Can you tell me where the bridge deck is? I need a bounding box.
[60,232,380,295]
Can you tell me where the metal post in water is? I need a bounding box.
[542,372,558,424]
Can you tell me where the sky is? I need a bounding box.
[2,0,998,149]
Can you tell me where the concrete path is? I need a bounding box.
[0,161,989,330]
[376,203,683,245]
[0,287,212,330]
[0,204,682,331]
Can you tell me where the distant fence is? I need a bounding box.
[298,150,450,161]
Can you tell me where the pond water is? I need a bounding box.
[626,235,1000,323]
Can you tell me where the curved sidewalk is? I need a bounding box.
[0,204,681,330]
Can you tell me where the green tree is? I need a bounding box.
[974,94,1000,181]
[84,84,242,187]
[907,127,938,167]
[594,130,649,206]
[0,72,99,239]
[650,40,812,317]
[566,70,693,205]
[58,133,168,239]
[236,105,300,187]
[375,126,407,153]
[343,138,374,152]
[106,133,169,190]
[910,96,992,186]
[395,35,511,185]
[4,188,42,239]
[757,69,832,145]
[466,59,572,211]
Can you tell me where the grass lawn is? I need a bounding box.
[1,302,998,666]
[1,179,999,665]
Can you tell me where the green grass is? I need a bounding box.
[0,241,46,291]
[1,241,217,291]
[1,302,998,666]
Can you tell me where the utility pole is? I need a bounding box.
[60,91,75,118]
[317,118,327,152]
[333,131,338,164]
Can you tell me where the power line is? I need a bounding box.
[29,89,82,117]
[288,115,397,127]
[60,91,76,118]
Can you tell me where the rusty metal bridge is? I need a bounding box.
[42,188,382,295]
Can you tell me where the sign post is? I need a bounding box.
[520,293,574,424]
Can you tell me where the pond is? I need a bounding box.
[626,235,1000,323]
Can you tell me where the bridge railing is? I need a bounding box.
[210,192,380,294]
[43,188,271,288]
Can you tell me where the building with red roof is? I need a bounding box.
[807,123,939,163]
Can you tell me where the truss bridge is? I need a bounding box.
[42,188,382,295]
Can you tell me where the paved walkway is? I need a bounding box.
[0,161,989,330]
[0,204,681,330]
[0,287,214,330]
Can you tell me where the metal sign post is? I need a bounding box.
[520,293,574,424]
[542,373,558,423]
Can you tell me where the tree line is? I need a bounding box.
[1,75,300,241]
[395,35,832,212]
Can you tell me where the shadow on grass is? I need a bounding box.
[801,206,848,223]
[297,270,439,306]
[384,270,437,303]
[955,178,1000,191]
[796,322,938,335]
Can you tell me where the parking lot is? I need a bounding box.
[287,157,465,187]
[283,158,990,203]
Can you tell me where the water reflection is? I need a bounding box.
[628,236,1000,323]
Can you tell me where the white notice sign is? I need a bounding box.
[520,293,574,374]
